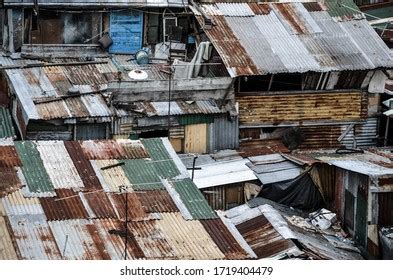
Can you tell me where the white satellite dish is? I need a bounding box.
[128,69,148,80]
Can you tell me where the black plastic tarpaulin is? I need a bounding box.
[259,171,324,211]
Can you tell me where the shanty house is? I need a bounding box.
[191,0,393,151]
[288,149,393,258]
[0,1,239,153]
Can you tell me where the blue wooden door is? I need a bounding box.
[109,11,143,54]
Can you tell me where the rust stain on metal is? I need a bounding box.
[83,191,117,219]
[135,190,179,213]
[109,193,148,221]
[196,15,260,76]
[40,189,89,220]
[248,3,271,15]
[64,141,102,191]
[36,100,70,120]
[127,220,177,259]
[96,219,145,259]
[201,219,248,259]
[0,166,22,198]
[302,2,324,12]
[238,92,366,125]
[80,140,148,160]
[0,146,21,168]
[62,64,110,87]
[273,3,308,34]
[236,215,295,259]
[239,139,290,157]
[85,223,112,260]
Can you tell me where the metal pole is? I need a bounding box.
[384,116,390,146]
[191,155,198,181]
[168,41,172,136]
[124,188,128,260]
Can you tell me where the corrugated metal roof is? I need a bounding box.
[80,140,148,160]
[92,160,133,192]
[80,191,117,219]
[1,190,44,216]
[191,158,257,189]
[1,139,255,259]
[109,193,148,221]
[8,214,62,260]
[40,189,89,220]
[121,159,165,191]
[94,218,140,260]
[0,107,16,139]
[36,141,84,190]
[0,146,21,168]
[63,141,102,191]
[3,0,188,8]
[0,166,21,198]
[312,150,393,177]
[247,154,303,185]
[200,219,248,259]
[135,190,179,213]
[48,219,110,260]
[132,100,226,117]
[156,213,225,259]
[127,220,176,259]
[5,63,114,122]
[171,178,217,219]
[14,142,55,195]
[194,2,393,76]
[0,216,18,259]
[236,214,299,259]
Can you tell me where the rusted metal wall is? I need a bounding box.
[238,91,367,125]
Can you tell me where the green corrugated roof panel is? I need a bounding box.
[0,107,16,138]
[14,141,54,193]
[325,0,362,18]
[172,178,217,220]
[141,138,180,178]
[121,159,165,191]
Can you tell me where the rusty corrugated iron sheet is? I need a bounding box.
[193,2,393,76]
[135,190,179,213]
[132,100,226,117]
[128,220,177,259]
[80,140,148,160]
[8,214,62,260]
[0,146,21,168]
[195,15,260,77]
[64,141,102,191]
[238,91,367,126]
[48,219,111,260]
[0,216,18,260]
[109,193,148,221]
[81,191,117,219]
[236,215,296,259]
[156,212,225,259]
[94,218,144,260]
[239,139,290,157]
[0,167,21,197]
[40,189,89,220]
[201,219,248,259]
